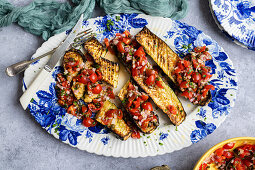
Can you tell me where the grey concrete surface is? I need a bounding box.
[0,0,254,170]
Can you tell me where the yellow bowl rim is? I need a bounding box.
[193,136,255,170]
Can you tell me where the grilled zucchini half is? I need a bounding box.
[83,38,119,88]
[117,52,186,126]
[136,27,212,106]
[63,49,85,82]
[118,80,159,134]
[135,27,178,83]
[96,100,132,140]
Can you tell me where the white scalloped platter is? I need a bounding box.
[22,14,237,158]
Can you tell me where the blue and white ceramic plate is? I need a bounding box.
[209,0,255,50]
[22,14,238,158]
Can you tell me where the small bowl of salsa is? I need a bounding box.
[194,137,255,170]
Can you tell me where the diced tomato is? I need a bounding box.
[83,117,97,127]
[141,119,150,129]
[134,46,145,58]
[202,88,210,98]
[215,148,225,156]
[117,42,125,53]
[174,68,181,75]
[139,65,146,74]
[129,108,141,116]
[140,94,149,101]
[156,80,164,88]
[82,106,88,114]
[192,72,202,83]
[122,37,132,45]
[107,88,115,99]
[192,58,199,69]
[145,74,156,86]
[104,38,110,47]
[202,51,212,60]
[133,97,142,109]
[76,75,89,84]
[177,61,184,70]
[180,81,189,89]
[203,73,212,81]
[92,84,102,94]
[88,102,103,112]
[116,33,121,36]
[194,46,206,53]
[177,74,183,84]
[167,105,177,115]
[106,109,115,118]
[123,30,130,37]
[131,130,140,139]
[183,60,190,67]
[102,116,113,125]
[67,105,77,116]
[235,163,246,170]
[243,159,253,167]
[127,94,136,108]
[223,142,235,149]
[116,110,123,119]
[132,68,138,77]
[89,73,97,83]
[141,102,153,111]
[146,69,156,77]
[181,90,193,99]
[238,148,250,158]
[223,150,234,159]
[128,82,135,90]
[199,163,208,170]
[242,144,253,151]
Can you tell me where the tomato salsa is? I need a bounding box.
[56,53,115,128]
[172,46,215,105]
[200,142,255,170]
[123,82,158,133]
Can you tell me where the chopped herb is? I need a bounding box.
[175,126,178,131]
[30,98,34,102]
[106,19,114,31]
[61,90,65,95]
[93,64,100,69]
[73,101,77,105]
[155,77,160,81]
[129,51,132,55]
[122,98,127,105]
[182,45,188,49]
[230,94,233,96]
[147,136,150,139]
[159,142,163,146]
[115,16,120,22]
[155,45,157,47]
[203,75,206,78]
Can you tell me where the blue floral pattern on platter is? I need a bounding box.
[22,14,237,157]
[210,0,255,50]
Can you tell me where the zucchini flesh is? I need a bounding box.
[135,27,178,83]
[83,38,119,87]
[95,100,132,141]
[118,80,159,134]
[136,27,212,106]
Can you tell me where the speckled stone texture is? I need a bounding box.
[0,0,254,170]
